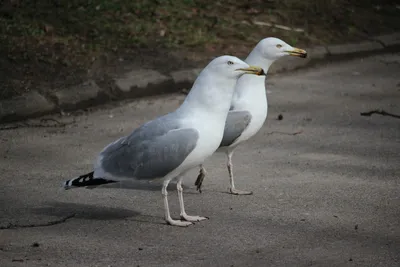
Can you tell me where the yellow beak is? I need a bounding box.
[235,65,265,76]
[286,47,307,58]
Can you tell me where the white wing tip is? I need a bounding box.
[62,179,74,190]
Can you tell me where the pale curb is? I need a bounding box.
[0,91,55,123]
[170,68,203,89]
[113,69,175,98]
[1,32,400,124]
[373,33,400,47]
[51,80,105,111]
[326,40,383,55]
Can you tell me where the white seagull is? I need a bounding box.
[63,55,264,227]
[195,38,307,195]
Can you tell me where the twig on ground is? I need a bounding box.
[360,109,400,119]
[0,214,76,230]
[252,21,304,32]
[0,118,76,131]
[266,130,303,136]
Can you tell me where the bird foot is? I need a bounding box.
[194,172,206,193]
[229,188,253,195]
[181,214,208,222]
[166,218,193,227]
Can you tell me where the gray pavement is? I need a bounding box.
[0,53,399,267]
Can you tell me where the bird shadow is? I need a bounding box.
[95,180,167,191]
[33,201,140,221]
[95,180,199,194]
[32,201,190,226]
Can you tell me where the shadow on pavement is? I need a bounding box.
[93,180,198,194]
[33,201,140,220]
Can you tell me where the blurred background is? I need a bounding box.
[0,3,399,265]
[0,0,399,101]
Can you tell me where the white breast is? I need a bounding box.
[177,111,227,169]
[228,75,268,147]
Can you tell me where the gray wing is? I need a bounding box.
[220,110,252,147]
[100,113,199,180]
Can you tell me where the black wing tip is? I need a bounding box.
[62,172,117,189]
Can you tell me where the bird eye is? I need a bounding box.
[227,61,234,65]
[276,44,283,48]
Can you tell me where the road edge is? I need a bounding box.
[1,32,399,124]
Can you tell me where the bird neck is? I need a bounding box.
[230,50,273,111]
[177,72,237,119]
[246,50,275,74]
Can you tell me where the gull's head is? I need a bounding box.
[206,55,265,79]
[256,37,307,61]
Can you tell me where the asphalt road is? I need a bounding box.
[0,53,399,267]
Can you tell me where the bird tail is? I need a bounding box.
[63,171,117,190]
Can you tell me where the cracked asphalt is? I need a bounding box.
[0,53,399,267]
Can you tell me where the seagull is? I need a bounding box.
[195,38,307,195]
[62,55,264,227]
